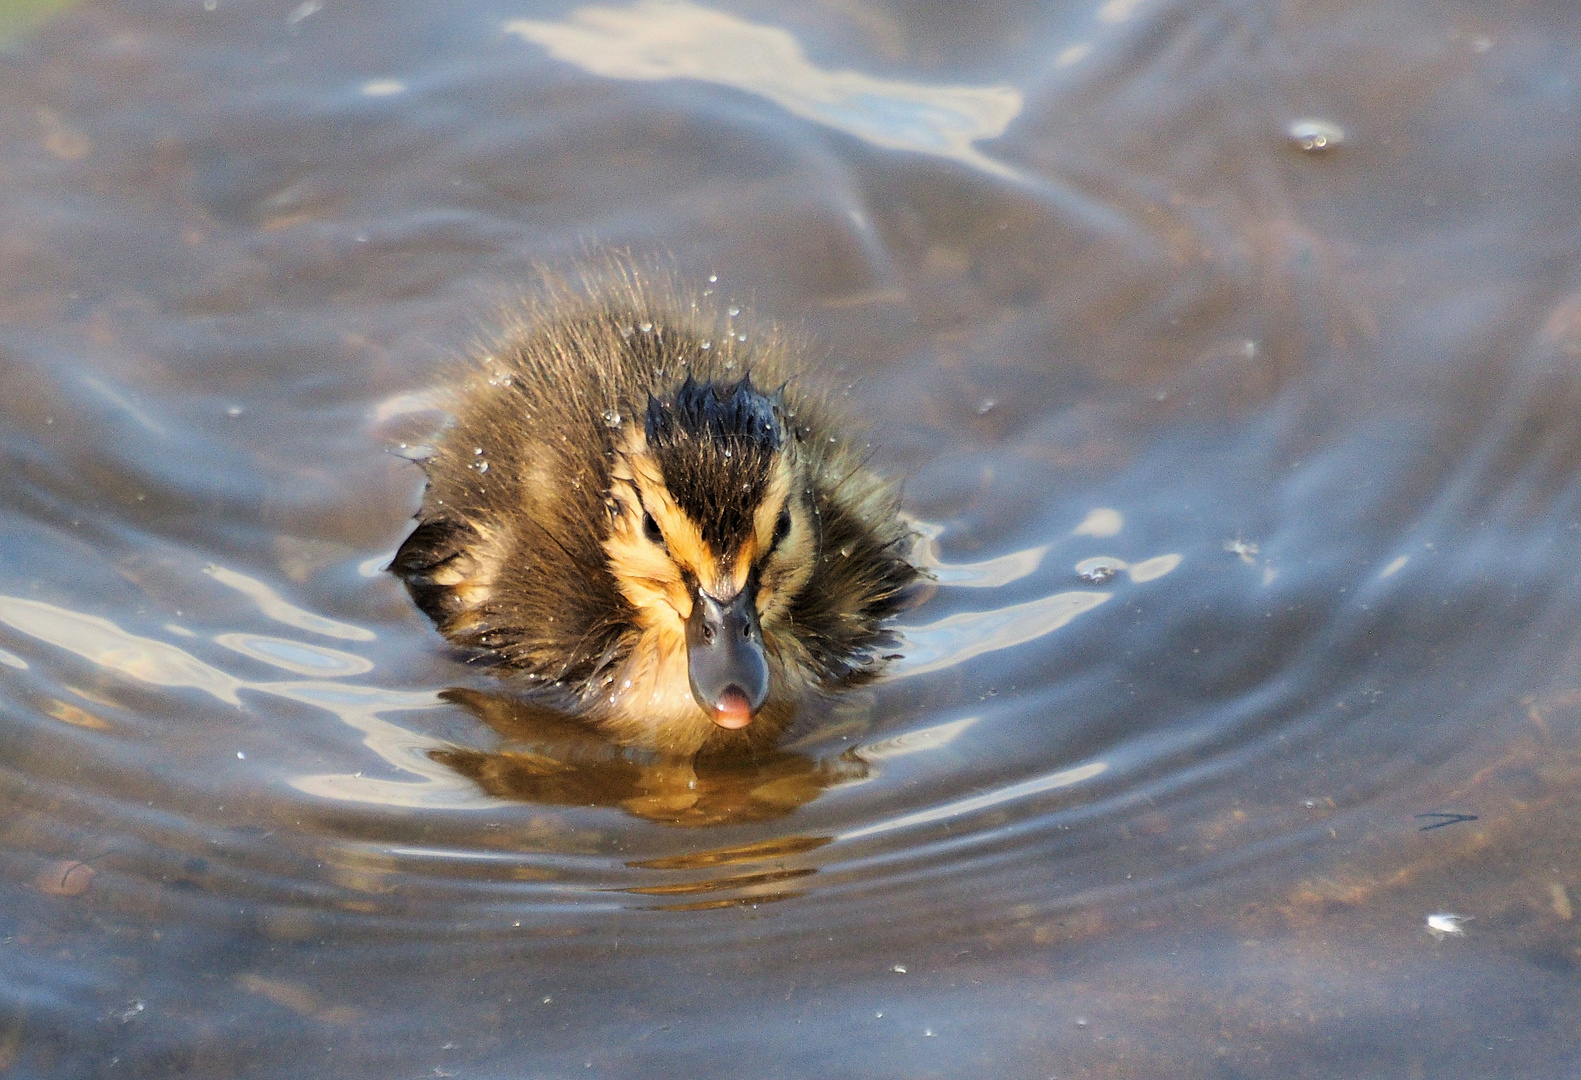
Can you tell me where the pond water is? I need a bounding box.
[3,0,1581,1075]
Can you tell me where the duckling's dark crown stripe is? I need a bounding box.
[643,374,785,555]
[644,374,783,451]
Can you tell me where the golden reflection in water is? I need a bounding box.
[434,688,865,827]
[624,835,835,910]
[504,1,1024,179]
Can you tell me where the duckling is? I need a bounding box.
[390,274,920,757]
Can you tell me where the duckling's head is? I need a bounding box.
[603,373,813,731]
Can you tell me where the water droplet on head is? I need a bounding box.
[473,460,489,473]
[976,398,997,415]
[473,447,483,455]
[639,322,653,333]
[602,409,622,428]
[700,340,711,350]
[708,274,718,283]
[727,306,740,318]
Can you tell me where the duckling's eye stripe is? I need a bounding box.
[769,507,792,551]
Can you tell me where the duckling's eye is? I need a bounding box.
[770,507,792,551]
[642,510,665,548]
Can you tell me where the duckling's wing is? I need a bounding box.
[389,517,488,626]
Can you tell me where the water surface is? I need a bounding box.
[2,0,1581,1076]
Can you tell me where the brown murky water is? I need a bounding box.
[3,0,1581,1076]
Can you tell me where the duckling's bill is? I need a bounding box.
[686,584,769,728]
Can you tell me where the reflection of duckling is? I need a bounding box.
[431,687,866,826]
[391,275,919,756]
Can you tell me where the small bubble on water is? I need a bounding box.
[226,405,243,417]
[1287,118,1345,152]
[976,398,998,415]
[1075,556,1125,585]
[708,274,718,283]
[728,306,740,318]
[602,409,622,428]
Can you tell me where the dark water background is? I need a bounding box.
[3,0,1581,1075]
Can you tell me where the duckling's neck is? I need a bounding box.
[592,621,713,755]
